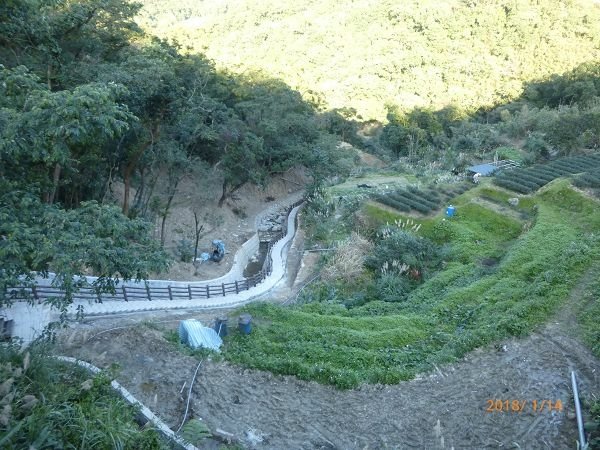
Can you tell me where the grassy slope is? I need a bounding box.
[573,265,600,358]
[224,181,600,388]
[0,344,165,449]
[137,0,600,120]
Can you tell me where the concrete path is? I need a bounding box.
[4,200,304,344]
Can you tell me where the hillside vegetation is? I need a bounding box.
[137,0,600,120]
[3,0,600,446]
[226,179,600,388]
[0,3,355,446]
[0,343,167,448]
[0,0,352,312]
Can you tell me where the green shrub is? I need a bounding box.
[180,420,211,446]
[587,397,600,449]
[364,229,444,278]
[0,343,166,449]
[524,132,551,159]
[577,269,600,358]
[495,146,523,162]
[176,238,194,262]
[374,274,414,303]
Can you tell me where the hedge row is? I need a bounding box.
[574,169,600,189]
[494,153,600,194]
[377,183,472,214]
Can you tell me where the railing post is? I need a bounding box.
[32,285,38,301]
[168,285,173,300]
[206,285,210,299]
[188,285,192,300]
[145,283,151,301]
[122,285,128,301]
[222,283,225,297]
[235,280,239,294]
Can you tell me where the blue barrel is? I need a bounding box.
[214,316,228,337]
[238,314,252,335]
[446,205,456,217]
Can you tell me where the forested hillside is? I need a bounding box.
[0,0,350,310]
[3,1,600,447]
[137,0,600,121]
[0,2,352,445]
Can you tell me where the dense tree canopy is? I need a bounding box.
[3,0,600,310]
[0,0,351,309]
[377,63,600,165]
[137,0,600,121]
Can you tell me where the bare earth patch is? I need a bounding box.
[115,168,308,282]
[57,312,600,449]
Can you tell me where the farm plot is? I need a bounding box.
[574,167,600,190]
[494,153,600,194]
[375,183,471,214]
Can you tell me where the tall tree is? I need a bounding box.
[0,65,135,205]
[0,181,168,311]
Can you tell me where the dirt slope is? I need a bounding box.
[57,308,600,449]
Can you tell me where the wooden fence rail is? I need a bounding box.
[5,200,303,304]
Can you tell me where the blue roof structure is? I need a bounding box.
[467,163,497,176]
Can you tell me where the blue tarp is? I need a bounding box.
[467,164,497,176]
[178,319,223,352]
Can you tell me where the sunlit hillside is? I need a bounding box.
[137,0,600,121]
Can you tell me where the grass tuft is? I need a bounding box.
[0,343,167,449]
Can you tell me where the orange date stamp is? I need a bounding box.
[485,399,564,413]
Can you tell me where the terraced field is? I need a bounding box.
[494,153,600,194]
[375,183,472,214]
[226,180,600,390]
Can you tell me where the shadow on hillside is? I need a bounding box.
[377,61,600,167]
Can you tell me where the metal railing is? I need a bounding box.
[6,199,303,303]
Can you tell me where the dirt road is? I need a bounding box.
[57,310,599,449]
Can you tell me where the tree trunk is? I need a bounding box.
[122,166,132,215]
[193,212,204,262]
[47,63,52,90]
[159,183,178,247]
[160,212,168,248]
[101,165,116,204]
[122,121,160,216]
[217,180,228,207]
[132,166,146,212]
[218,180,245,207]
[141,171,159,218]
[48,163,61,204]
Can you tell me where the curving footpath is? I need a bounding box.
[4,196,304,344]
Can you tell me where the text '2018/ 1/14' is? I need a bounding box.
[485,399,564,413]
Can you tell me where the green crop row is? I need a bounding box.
[376,194,411,212]
[574,169,600,189]
[376,183,472,215]
[495,153,600,193]
[377,188,439,214]
[390,191,437,212]
[492,177,535,194]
